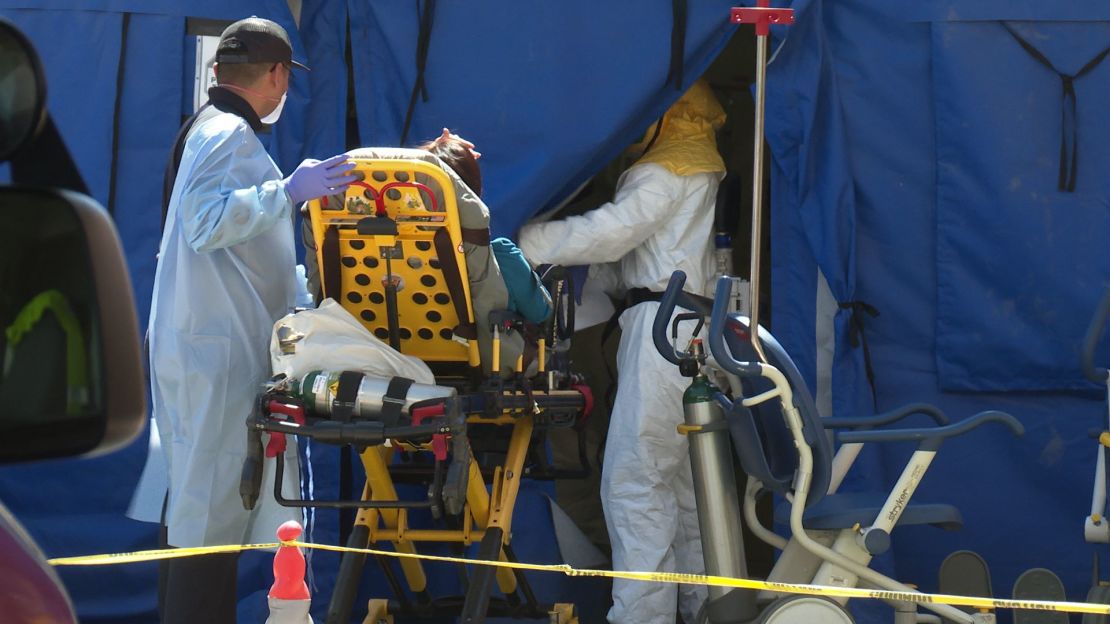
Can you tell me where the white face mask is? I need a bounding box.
[261,92,287,125]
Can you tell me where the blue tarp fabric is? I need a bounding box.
[769,0,1110,614]
[347,0,737,237]
[933,19,1110,391]
[763,0,872,425]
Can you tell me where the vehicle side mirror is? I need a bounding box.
[0,17,145,462]
[0,18,46,161]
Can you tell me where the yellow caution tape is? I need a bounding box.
[47,543,281,565]
[48,540,1110,615]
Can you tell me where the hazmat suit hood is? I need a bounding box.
[632,79,726,177]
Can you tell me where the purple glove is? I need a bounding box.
[283,154,358,204]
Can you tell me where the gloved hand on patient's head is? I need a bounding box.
[283,154,358,205]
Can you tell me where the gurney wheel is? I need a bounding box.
[363,598,393,624]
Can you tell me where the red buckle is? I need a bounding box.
[265,433,287,458]
[413,403,450,460]
[431,434,448,461]
[571,384,594,421]
[411,403,446,425]
[269,400,307,425]
[265,400,306,458]
[731,2,795,36]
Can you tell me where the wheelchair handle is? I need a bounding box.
[923,409,1024,439]
[837,410,1024,450]
[708,275,762,377]
[672,312,704,343]
[1082,285,1110,383]
[653,271,690,365]
[823,403,950,429]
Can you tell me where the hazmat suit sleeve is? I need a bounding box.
[177,123,293,253]
[517,164,679,266]
[588,262,623,297]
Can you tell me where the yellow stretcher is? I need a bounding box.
[241,152,590,624]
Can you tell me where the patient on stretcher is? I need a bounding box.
[298,132,551,377]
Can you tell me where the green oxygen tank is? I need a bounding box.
[290,370,331,408]
[683,366,719,407]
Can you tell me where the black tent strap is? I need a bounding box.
[638,116,665,159]
[416,0,434,102]
[838,300,880,407]
[399,0,437,146]
[1002,23,1110,193]
[665,0,688,91]
[108,12,131,217]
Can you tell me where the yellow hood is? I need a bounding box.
[632,79,726,177]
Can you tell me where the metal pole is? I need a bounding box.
[748,33,769,363]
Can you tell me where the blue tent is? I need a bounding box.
[3,0,1110,622]
[766,0,1110,617]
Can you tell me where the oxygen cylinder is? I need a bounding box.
[289,370,455,418]
[682,341,758,623]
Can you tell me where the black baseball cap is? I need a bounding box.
[216,17,309,71]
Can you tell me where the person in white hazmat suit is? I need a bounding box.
[148,17,356,624]
[518,79,726,624]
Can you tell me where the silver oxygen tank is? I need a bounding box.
[682,340,758,624]
[290,370,455,418]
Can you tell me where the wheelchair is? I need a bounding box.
[241,149,589,624]
[651,272,1025,623]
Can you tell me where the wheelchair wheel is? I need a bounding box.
[758,595,853,623]
[1082,585,1110,624]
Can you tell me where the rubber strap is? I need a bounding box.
[322,225,342,301]
[380,377,415,426]
[433,227,477,339]
[332,371,365,422]
[461,227,491,246]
